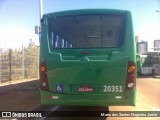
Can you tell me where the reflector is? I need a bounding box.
[128,66,135,72]
[42,82,47,87]
[41,66,46,72]
[47,96,52,99]
[128,82,134,88]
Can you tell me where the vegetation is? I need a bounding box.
[0,40,39,82]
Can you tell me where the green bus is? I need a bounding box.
[136,54,147,75]
[39,9,136,106]
[140,52,160,75]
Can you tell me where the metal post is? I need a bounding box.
[38,46,39,79]
[9,49,12,81]
[22,44,24,81]
[38,0,42,80]
[39,0,43,19]
[0,50,2,84]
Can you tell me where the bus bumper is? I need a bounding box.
[41,90,136,106]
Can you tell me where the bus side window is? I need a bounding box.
[141,58,145,64]
[50,32,56,47]
[137,57,140,61]
[50,31,73,48]
[158,58,160,64]
[55,34,58,47]
[70,44,72,48]
[57,35,62,48]
[63,40,66,48]
[50,31,57,47]
[50,32,54,46]
[62,39,64,48]
[66,41,70,48]
[154,58,159,64]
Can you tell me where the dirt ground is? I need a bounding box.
[0,85,40,111]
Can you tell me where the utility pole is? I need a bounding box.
[0,50,2,83]
[39,0,43,20]
[22,44,24,81]
[35,0,42,34]
[9,49,12,80]
[38,0,43,79]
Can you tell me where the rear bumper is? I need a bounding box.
[41,90,136,106]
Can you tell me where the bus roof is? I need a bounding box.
[142,52,160,56]
[43,9,130,18]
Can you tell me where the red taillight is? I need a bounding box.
[41,73,47,80]
[47,96,52,99]
[128,73,134,79]
[40,62,49,90]
[125,61,136,91]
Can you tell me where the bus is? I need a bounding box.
[140,52,160,75]
[39,9,136,106]
[136,54,147,75]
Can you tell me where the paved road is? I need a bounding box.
[109,77,160,111]
[107,77,160,120]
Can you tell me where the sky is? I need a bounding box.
[0,0,160,49]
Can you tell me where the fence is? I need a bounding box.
[0,43,39,85]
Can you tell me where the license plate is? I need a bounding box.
[77,86,94,92]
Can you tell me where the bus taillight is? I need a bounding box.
[125,61,136,91]
[40,62,49,90]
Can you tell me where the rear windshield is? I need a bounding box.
[48,14,124,48]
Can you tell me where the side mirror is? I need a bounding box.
[41,18,45,26]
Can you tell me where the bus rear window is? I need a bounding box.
[48,14,124,48]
